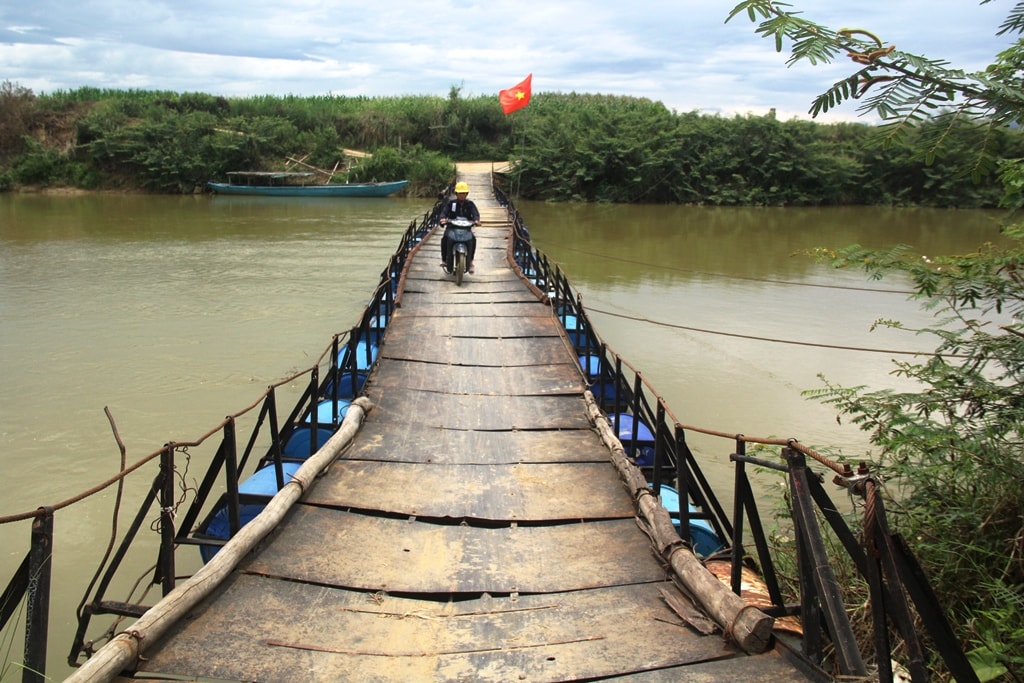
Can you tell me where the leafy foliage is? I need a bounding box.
[0,80,37,162]
[728,1,1024,677]
[727,1,1024,184]
[806,235,1024,679]
[515,95,1019,205]
[1,83,1019,202]
[347,144,455,196]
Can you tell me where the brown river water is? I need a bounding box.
[0,191,1008,679]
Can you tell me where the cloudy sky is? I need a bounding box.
[0,1,1014,123]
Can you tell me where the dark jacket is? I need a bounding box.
[441,197,480,223]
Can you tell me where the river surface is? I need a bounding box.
[0,192,1007,679]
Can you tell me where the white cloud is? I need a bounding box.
[0,0,1015,123]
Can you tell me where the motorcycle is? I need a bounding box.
[442,217,475,286]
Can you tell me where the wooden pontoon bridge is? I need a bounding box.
[68,170,819,682]
[2,167,981,683]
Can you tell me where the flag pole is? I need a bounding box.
[499,74,532,202]
[514,108,526,202]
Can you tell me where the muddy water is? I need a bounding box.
[0,192,1007,679]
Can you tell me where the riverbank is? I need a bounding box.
[3,86,1016,206]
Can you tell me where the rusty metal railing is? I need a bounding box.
[496,176,978,682]
[0,208,438,682]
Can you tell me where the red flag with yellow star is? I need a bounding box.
[499,74,532,115]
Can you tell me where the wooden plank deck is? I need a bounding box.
[126,171,823,682]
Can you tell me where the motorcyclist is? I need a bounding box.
[439,181,480,274]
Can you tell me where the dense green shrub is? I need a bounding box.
[85,110,246,192]
[348,144,454,195]
[807,236,1024,679]
[728,1,1024,677]
[0,82,1019,202]
[0,80,36,162]
[517,94,681,202]
[12,138,62,184]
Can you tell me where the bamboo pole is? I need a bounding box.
[285,155,332,177]
[583,391,774,654]
[64,397,374,683]
[325,160,340,185]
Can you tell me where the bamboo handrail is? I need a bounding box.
[583,391,774,654]
[64,397,374,683]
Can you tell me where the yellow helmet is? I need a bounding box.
[454,182,470,194]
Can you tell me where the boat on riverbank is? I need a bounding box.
[207,172,408,197]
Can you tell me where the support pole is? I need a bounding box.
[24,507,53,683]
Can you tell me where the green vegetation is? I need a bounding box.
[1,79,1020,204]
[0,84,461,195]
[730,1,1024,679]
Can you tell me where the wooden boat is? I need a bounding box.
[207,172,408,197]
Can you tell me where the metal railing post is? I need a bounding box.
[674,424,691,548]
[730,438,746,595]
[786,446,867,676]
[224,421,241,536]
[23,507,53,683]
[652,402,666,493]
[158,446,176,596]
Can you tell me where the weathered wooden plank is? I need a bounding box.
[368,388,592,430]
[383,312,564,338]
[246,508,663,594]
[305,461,635,521]
[369,359,584,395]
[342,423,607,464]
[400,289,540,305]
[395,301,547,319]
[586,650,826,681]
[380,335,575,367]
[404,264,523,283]
[136,576,767,683]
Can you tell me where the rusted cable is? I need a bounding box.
[542,241,914,295]
[863,479,880,555]
[586,304,947,357]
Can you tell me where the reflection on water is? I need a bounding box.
[0,193,1007,679]
[520,202,1005,282]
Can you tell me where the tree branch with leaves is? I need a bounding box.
[730,2,1024,679]
[727,1,1024,185]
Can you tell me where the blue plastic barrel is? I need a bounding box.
[304,398,350,424]
[580,355,620,405]
[322,371,367,399]
[610,413,656,467]
[561,314,586,347]
[199,461,303,562]
[282,426,332,458]
[337,340,378,371]
[579,354,601,377]
[656,484,725,557]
